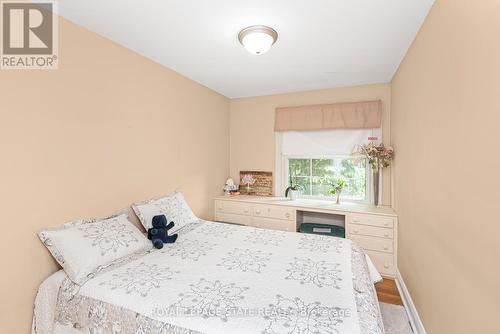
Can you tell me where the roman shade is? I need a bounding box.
[274,100,382,131]
[281,128,381,156]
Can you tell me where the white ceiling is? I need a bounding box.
[57,0,435,98]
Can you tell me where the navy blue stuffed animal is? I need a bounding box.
[147,215,178,249]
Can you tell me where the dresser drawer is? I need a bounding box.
[349,213,394,228]
[366,250,395,276]
[252,217,296,232]
[215,212,252,226]
[253,204,295,221]
[348,223,393,239]
[349,235,393,253]
[215,200,251,216]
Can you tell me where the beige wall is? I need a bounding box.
[391,1,500,333]
[0,18,229,333]
[229,84,392,205]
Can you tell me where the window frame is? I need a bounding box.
[282,154,373,204]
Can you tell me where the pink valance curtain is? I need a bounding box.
[274,100,382,131]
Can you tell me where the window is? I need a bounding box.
[277,128,380,204]
[286,156,369,202]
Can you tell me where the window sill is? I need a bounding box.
[296,195,372,206]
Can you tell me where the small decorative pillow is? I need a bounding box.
[38,210,152,285]
[132,191,198,233]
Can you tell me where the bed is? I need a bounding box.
[33,219,384,334]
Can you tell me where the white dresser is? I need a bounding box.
[214,196,398,278]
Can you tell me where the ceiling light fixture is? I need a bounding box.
[238,25,278,55]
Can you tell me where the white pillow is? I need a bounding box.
[132,191,198,233]
[38,211,151,285]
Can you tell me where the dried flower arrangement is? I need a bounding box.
[353,143,394,206]
[354,143,394,170]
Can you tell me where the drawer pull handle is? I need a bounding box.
[285,213,290,218]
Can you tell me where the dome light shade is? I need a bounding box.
[238,25,278,55]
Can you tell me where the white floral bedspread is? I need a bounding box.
[52,220,384,334]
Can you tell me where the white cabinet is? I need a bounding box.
[251,217,296,232]
[215,199,297,232]
[348,223,394,239]
[214,196,398,278]
[349,213,394,228]
[348,234,394,253]
[364,250,395,275]
[214,212,252,226]
[216,200,251,216]
[346,212,397,277]
[252,204,295,221]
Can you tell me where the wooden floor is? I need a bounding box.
[375,278,403,305]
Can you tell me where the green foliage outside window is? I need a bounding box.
[288,157,367,201]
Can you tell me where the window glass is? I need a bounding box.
[287,157,367,201]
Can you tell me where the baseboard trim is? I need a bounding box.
[395,270,426,334]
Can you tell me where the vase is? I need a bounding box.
[373,168,380,206]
